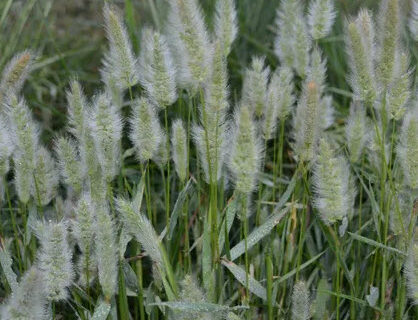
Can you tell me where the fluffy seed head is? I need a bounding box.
[103,4,138,90]
[66,80,88,141]
[228,105,262,194]
[377,0,400,87]
[274,0,302,69]
[405,229,418,304]
[55,136,83,194]
[73,194,95,256]
[139,28,177,108]
[33,147,59,206]
[7,95,39,203]
[129,97,163,163]
[214,0,238,56]
[275,66,295,120]
[292,11,311,78]
[242,56,270,118]
[0,51,33,101]
[116,197,163,268]
[345,102,369,163]
[313,138,355,225]
[192,121,226,184]
[0,267,47,320]
[205,41,230,114]
[153,130,170,168]
[0,115,13,177]
[36,220,74,301]
[292,81,321,162]
[345,11,377,105]
[95,203,118,300]
[263,72,280,141]
[90,93,122,181]
[168,0,212,89]
[13,153,33,204]
[292,281,310,320]
[73,194,96,286]
[308,0,336,40]
[319,95,334,130]
[171,119,188,182]
[386,51,412,120]
[307,47,327,94]
[7,95,39,170]
[397,107,418,189]
[194,78,228,184]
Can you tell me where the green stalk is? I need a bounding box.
[266,248,274,320]
[136,244,145,320]
[242,193,250,319]
[335,225,341,320]
[164,108,171,228]
[118,263,129,319]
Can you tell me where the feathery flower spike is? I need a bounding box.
[138,28,177,108]
[308,0,336,40]
[313,138,355,225]
[36,220,74,301]
[397,107,418,189]
[167,0,212,89]
[228,104,262,194]
[291,281,310,320]
[214,0,238,56]
[171,119,188,182]
[90,92,122,181]
[129,97,163,163]
[103,4,138,90]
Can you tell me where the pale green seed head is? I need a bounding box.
[94,203,118,300]
[103,4,138,90]
[242,56,270,118]
[274,0,302,69]
[346,18,376,105]
[377,0,400,87]
[313,138,355,224]
[205,41,229,114]
[398,108,418,189]
[55,136,83,194]
[214,0,238,56]
[345,102,369,163]
[228,105,262,194]
[33,147,58,206]
[116,197,163,268]
[0,267,47,320]
[36,221,74,301]
[172,119,188,182]
[129,97,163,163]
[293,13,311,79]
[66,80,88,142]
[0,51,33,104]
[292,281,310,320]
[308,0,336,40]
[387,51,412,120]
[90,93,122,181]
[168,0,212,89]
[7,95,39,170]
[405,229,418,304]
[292,81,321,162]
[139,28,177,108]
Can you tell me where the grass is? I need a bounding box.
[0,0,418,319]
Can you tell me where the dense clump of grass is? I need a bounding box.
[0,0,418,319]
